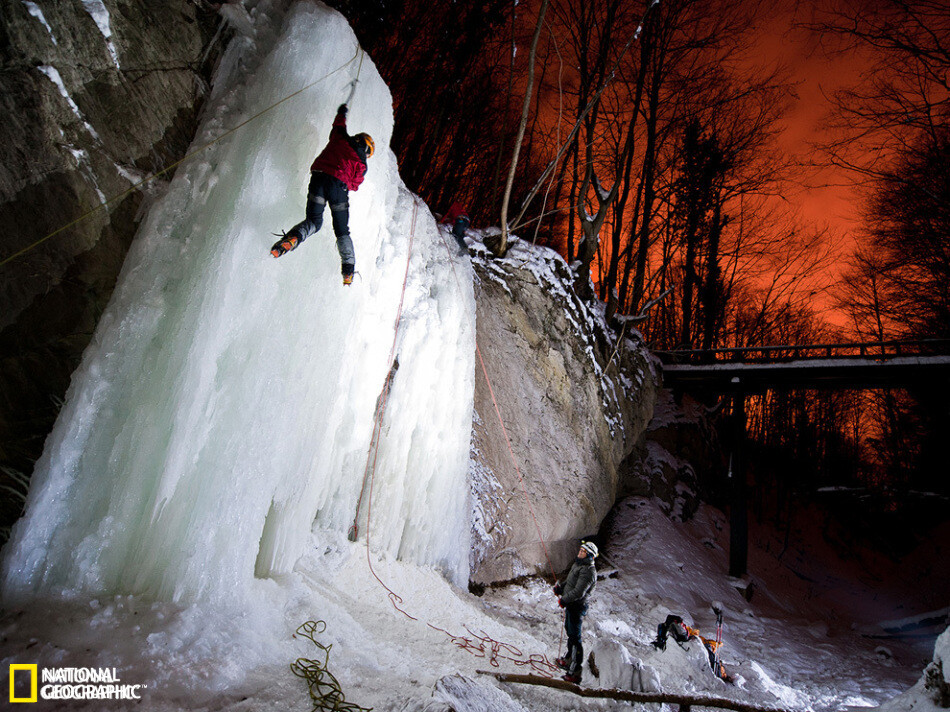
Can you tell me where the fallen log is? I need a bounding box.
[476,670,796,712]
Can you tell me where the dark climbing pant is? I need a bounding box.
[452,216,469,239]
[287,171,355,275]
[564,603,587,678]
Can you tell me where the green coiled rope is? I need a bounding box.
[291,621,372,712]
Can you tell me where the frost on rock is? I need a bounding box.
[37,65,101,141]
[22,1,57,44]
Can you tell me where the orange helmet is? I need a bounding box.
[355,133,374,158]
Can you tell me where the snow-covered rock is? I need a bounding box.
[622,389,720,520]
[879,626,950,712]
[468,234,659,582]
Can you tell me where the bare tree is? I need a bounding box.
[498,0,550,256]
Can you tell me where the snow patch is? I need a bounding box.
[22,1,57,44]
[81,0,120,66]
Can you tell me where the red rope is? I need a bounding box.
[352,209,561,674]
[350,202,419,542]
[427,622,560,677]
[355,201,420,620]
[433,229,565,664]
[436,232,558,582]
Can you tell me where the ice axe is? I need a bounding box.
[344,78,358,107]
[712,601,724,671]
[344,49,363,106]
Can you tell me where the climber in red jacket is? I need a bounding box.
[271,103,374,285]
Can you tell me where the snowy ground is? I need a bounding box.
[3,497,943,710]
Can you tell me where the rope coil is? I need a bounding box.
[291,621,373,712]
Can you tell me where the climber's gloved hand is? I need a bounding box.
[558,598,565,608]
[338,103,348,115]
[553,583,563,596]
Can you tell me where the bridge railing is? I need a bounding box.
[655,339,950,365]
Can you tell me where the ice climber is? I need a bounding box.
[270,103,374,285]
[553,540,598,684]
[439,201,470,245]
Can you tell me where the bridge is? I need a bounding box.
[658,339,950,392]
[653,339,950,579]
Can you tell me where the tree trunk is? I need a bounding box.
[477,671,797,712]
[499,0,550,257]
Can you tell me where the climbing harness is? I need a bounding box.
[1,46,365,268]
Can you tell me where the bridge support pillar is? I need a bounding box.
[729,394,748,578]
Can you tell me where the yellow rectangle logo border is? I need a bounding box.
[9,664,38,703]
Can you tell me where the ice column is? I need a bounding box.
[1,2,474,606]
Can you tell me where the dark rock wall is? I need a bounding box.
[0,0,225,535]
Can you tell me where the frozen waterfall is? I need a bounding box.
[1,1,475,606]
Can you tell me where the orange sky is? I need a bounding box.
[746,1,876,329]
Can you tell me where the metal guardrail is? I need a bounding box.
[654,339,950,364]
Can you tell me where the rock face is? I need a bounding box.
[469,236,659,583]
[618,389,722,521]
[0,0,223,525]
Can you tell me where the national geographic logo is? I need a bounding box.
[8,664,146,704]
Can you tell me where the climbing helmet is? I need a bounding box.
[356,133,374,158]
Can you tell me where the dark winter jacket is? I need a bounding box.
[310,107,368,192]
[559,556,596,606]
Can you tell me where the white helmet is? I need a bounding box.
[581,541,599,558]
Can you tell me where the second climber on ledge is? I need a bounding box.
[271,103,374,285]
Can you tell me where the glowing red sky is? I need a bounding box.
[744,1,878,328]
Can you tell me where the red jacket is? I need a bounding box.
[310,109,367,191]
[440,201,469,225]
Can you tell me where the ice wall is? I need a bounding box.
[1,1,475,606]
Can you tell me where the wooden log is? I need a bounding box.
[476,670,796,712]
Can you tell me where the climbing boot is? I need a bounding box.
[562,672,582,684]
[342,273,354,285]
[555,656,570,670]
[270,233,300,258]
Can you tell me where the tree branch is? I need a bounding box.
[477,670,797,712]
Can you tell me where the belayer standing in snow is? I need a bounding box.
[553,540,598,684]
[270,102,374,285]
